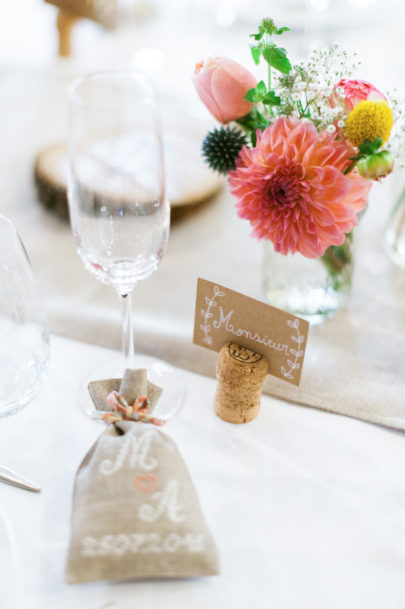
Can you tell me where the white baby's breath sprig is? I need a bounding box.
[385,89,405,166]
[272,43,359,132]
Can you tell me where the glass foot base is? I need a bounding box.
[77,352,187,422]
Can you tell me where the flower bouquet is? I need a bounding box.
[193,18,402,322]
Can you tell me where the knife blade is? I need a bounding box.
[0,467,41,492]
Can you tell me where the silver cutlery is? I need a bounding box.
[0,466,41,492]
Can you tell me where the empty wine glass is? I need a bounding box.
[0,216,49,417]
[68,71,185,418]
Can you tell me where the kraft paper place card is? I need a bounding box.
[193,278,309,386]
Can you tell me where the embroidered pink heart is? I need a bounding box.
[134,474,158,494]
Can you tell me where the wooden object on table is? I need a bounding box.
[34,144,69,219]
[45,0,117,28]
[214,342,269,424]
[33,143,223,222]
[56,8,81,57]
[46,0,117,57]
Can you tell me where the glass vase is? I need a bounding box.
[262,235,355,324]
[384,168,405,269]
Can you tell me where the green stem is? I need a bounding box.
[320,235,354,291]
[267,33,273,119]
[343,160,358,175]
[236,108,270,146]
[268,62,272,93]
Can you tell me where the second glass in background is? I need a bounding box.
[0,216,49,417]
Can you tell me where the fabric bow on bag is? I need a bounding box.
[65,369,219,584]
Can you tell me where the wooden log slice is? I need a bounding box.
[34,144,70,220]
[34,141,223,222]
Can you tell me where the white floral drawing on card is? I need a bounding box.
[281,318,305,380]
[200,285,225,345]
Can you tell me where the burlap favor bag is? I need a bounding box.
[65,369,219,583]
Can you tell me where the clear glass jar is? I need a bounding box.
[384,167,405,269]
[262,235,355,324]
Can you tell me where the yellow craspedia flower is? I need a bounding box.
[345,100,393,147]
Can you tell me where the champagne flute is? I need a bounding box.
[68,71,184,418]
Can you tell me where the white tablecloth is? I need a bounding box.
[1,15,405,605]
[0,335,404,609]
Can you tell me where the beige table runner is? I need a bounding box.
[49,311,405,431]
[49,201,405,431]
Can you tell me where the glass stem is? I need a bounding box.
[120,292,134,368]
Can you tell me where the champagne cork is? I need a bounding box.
[214,342,269,424]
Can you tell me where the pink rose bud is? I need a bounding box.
[193,57,257,124]
[357,150,394,180]
[334,78,387,112]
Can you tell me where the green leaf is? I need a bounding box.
[250,20,289,43]
[250,45,262,65]
[244,88,258,103]
[373,137,383,150]
[259,18,278,36]
[263,91,280,106]
[262,46,292,73]
[244,81,267,104]
[358,137,383,155]
[256,80,267,96]
[343,160,358,175]
[249,32,263,41]
[236,107,270,139]
[250,107,270,129]
[275,26,290,35]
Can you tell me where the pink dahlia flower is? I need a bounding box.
[229,117,371,258]
[334,78,387,112]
